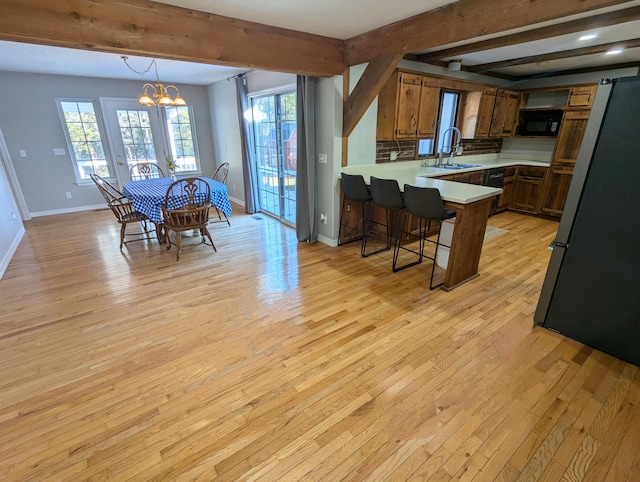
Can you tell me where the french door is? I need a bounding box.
[101,98,167,184]
[251,91,296,225]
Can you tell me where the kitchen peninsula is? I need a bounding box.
[342,160,504,290]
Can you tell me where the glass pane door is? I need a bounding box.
[251,91,296,225]
[101,99,167,184]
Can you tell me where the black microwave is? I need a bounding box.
[517,109,563,136]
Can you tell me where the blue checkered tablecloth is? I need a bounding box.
[122,177,232,224]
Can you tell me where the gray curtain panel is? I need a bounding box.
[295,75,318,243]
[235,75,260,214]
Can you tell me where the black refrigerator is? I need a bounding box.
[534,76,640,366]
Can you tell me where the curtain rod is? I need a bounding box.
[227,69,255,81]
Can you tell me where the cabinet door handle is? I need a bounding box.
[518,176,541,181]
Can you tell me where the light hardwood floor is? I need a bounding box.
[1,206,639,481]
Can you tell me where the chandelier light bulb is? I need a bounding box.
[122,56,187,107]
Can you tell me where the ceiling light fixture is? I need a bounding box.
[579,34,597,41]
[447,59,462,71]
[121,56,186,107]
[606,48,623,55]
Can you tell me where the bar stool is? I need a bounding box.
[362,176,405,258]
[338,173,372,248]
[392,184,456,289]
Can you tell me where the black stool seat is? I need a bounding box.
[392,184,456,289]
[338,173,372,247]
[362,177,405,258]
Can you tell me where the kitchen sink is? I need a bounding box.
[439,163,483,170]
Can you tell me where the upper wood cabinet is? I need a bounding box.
[394,72,422,140]
[416,81,441,138]
[376,71,441,140]
[489,89,520,138]
[502,91,521,137]
[475,87,497,138]
[460,87,516,139]
[519,83,598,111]
[567,85,597,108]
[375,72,594,144]
[553,110,590,164]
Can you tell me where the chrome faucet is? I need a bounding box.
[437,127,463,166]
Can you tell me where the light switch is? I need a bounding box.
[19,149,27,157]
[318,153,328,164]
[53,148,66,156]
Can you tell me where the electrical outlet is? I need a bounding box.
[19,150,27,157]
[347,204,351,212]
[65,192,72,199]
[318,153,328,164]
[390,151,398,161]
[320,213,328,224]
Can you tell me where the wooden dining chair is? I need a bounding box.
[130,162,165,180]
[90,173,154,249]
[210,162,231,226]
[162,177,216,260]
[211,162,230,184]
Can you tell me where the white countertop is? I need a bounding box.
[342,155,549,205]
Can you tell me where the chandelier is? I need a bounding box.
[121,56,186,107]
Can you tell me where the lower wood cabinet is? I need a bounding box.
[497,166,516,212]
[468,171,484,185]
[436,171,484,184]
[539,163,574,217]
[510,166,547,214]
[433,165,554,217]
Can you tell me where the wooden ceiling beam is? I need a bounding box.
[344,0,634,67]
[416,4,640,63]
[342,53,404,137]
[0,0,344,77]
[467,37,640,73]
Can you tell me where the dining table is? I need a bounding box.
[122,177,232,228]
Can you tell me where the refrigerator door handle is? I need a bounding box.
[548,240,568,250]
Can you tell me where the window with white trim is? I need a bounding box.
[57,100,112,181]
[165,105,198,172]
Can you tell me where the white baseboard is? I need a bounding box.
[30,203,107,217]
[317,234,337,247]
[228,195,244,207]
[0,224,25,280]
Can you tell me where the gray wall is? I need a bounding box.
[0,146,24,278]
[0,71,216,215]
[207,78,245,205]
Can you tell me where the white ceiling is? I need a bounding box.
[1,0,639,83]
[153,0,457,40]
[0,41,247,85]
[0,0,457,84]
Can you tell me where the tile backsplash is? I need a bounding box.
[376,138,503,163]
[375,140,416,163]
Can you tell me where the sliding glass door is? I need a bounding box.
[251,91,296,225]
